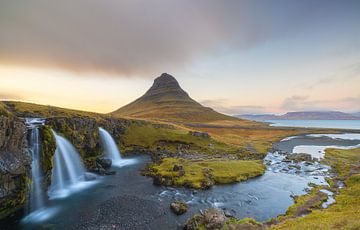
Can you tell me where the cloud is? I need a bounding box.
[281,95,360,112]
[0,0,350,76]
[200,99,266,115]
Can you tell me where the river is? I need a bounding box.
[2,133,360,229]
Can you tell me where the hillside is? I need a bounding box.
[111,73,239,123]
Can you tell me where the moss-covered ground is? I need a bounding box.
[269,147,360,230]
[146,157,265,189]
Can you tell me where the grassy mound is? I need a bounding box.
[146,157,265,189]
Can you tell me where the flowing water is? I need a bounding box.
[22,119,46,223]
[48,131,96,199]
[98,127,136,167]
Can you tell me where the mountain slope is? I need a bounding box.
[111,73,237,122]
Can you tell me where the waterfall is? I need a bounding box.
[26,118,45,212]
[99,127,135,167]
[48,130,91,199]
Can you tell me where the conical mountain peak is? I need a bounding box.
[112,73,236,122]
[143,73,189,100]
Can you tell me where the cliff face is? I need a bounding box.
[0,114,30,219]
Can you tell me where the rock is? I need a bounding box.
[184,214,205,230]
[170,200,188,215]
[285,153,313,163]
[188,131,211,139]
[203,208,226,229]
[104,170,116,175]
[84,172,97,181]
[173,164,183,171]
[96,158,112,170]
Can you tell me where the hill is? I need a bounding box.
[111,73,239,123]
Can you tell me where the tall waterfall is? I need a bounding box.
[48,131,89,199]
[99,127,133,167]
[26,118,45,212]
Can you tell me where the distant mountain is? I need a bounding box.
[237,111,360,121]
[111,73,239,122]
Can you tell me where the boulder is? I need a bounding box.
[203,208,226,229]
[170,200,188,215]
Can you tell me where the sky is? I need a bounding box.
[0,0,359,114]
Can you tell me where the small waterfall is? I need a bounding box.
[48,130,89,199]
[26,118,45,212]
[99,127,133,167]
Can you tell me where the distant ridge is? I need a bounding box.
[237,111,360,121]
[111,73,238,122]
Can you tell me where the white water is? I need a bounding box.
[25,119,45,212]
[98,127,136,167]
[48,131,96,199]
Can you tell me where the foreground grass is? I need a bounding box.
[270,147,360,230]
[146,157,265,189]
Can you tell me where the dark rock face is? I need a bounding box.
[170,200,188,215]
[0,115,29,219]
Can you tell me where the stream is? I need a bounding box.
[2,133,360,230]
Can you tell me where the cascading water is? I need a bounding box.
[48,130,93,199]
[23,118,58,223]
[26,118,45,212]
[98,127,136,167]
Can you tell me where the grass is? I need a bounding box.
[2,101,103,119]
[270,147,360,229]
[122,123,239,155]
[192,126,300,157]
[146,157,265,189]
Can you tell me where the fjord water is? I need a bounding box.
[267,119,360,130]
[48,131,92,199]
[98,127,136,167]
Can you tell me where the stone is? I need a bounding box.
[188,131,211,139]
[203,208,226,229]
[96,158,112,170]
[285,153,313,163]
[170,200,188,215]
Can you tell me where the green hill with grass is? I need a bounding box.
[111,73,238,123]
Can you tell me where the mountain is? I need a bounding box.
[237,111,360,121]
[111,73,238,122]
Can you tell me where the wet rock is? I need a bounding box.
[170,200,188,215]
[184,214,205,230]
[203,208,226,229]
[285,153,313,163]
[96,158,112,170]
[84,172,97,181]
[104,171,116,175]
